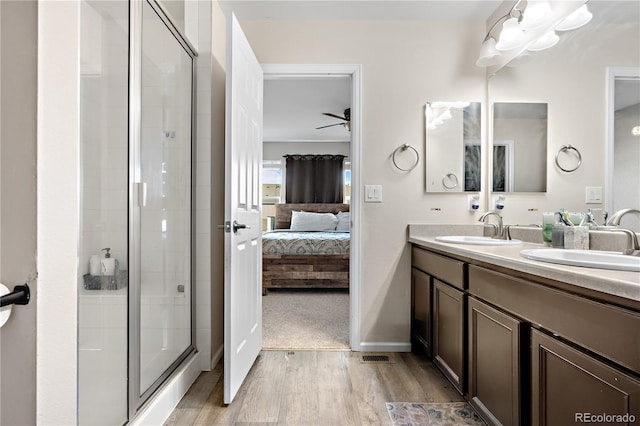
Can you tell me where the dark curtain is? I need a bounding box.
[284,154,345,203]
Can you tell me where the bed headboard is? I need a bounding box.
[275,203,350,229]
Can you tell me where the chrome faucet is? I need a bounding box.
[606,208,640,226]
[611,228,640,256]
[479,211,505,239]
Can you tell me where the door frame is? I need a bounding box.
[261,64,362,350]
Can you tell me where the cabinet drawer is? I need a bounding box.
[412,246,465,290]
[469,265,640,374]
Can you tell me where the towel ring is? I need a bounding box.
[555,144,582,173]
[392,144,420,171]
[442,173,458,189]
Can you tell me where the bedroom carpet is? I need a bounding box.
[262,289,350,350]
[386,402,484,425]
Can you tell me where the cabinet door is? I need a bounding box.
[412,267,432,356]
[468,297,521,426]
[532,329,640,425]
[433,279,465,394]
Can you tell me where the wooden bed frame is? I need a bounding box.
[262,203,350,293]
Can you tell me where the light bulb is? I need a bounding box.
[555,4,593,31]
[521,0,552,29]
[496,17,526,51]
[476,37,501,67]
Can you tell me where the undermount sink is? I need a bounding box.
[520,248,640,272]
[435,236,523,246]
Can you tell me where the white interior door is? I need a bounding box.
[224,12,263,404]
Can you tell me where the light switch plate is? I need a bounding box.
[585,186,602,204]
[364,184,382,202]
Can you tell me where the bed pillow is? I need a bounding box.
[335,211,350,232]
[290,210,338,231]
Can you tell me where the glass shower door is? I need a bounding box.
[139,0,193,395]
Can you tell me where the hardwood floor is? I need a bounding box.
[165,351,463,425]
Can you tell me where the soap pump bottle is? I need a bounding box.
[101,247,117,276]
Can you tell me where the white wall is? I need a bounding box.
[239,19,487,345]
[0,1,38,424]
[264,141,350,161]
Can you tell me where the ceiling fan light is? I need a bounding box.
[528,30,559,51]
[521,0,552,29]
[476,37,501,67]
[555,4,593,31]
[496,17,526,51]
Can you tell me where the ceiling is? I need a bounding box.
[218,1,502,22]
[264,77,352,142]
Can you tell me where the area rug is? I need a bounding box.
[386,402,484,425]
[262,289,349,350]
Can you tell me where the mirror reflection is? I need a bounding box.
[493,102,547,192]
[487,1,639,216]
[425,102,482,192]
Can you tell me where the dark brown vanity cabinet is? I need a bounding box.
[468,297,522,426]
[532,329,640,426]
[411,244,640,426]
[433,279,465,394]
[412,246,466,395]
[411,267,432,356]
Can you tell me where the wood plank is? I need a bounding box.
[344,353,394,425]
[276,351,320,424]
[235,351,286,423]
[316,351,362,426]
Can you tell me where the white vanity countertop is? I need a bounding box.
[408,224,640,303]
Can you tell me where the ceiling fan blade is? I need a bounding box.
[316,123,346,129]
[322,112,348,121]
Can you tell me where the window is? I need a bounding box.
[262,160,283,204]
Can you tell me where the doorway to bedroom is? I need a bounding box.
[260,68,357,351]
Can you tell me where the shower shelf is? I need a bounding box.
[83,270,128,291]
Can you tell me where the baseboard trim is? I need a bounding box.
[129,351,201,426]
[358,342,411,352]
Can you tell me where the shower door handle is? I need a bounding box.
[136,182,147,207]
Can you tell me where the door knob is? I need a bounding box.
[232,221,250,233]
[218,221,251,233]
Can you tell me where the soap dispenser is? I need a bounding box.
[101,248,117,276]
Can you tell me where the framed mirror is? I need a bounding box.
[492,102,548,192]
[425,101,482,192]
[487,1,639,216]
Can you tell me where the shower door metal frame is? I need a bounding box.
[128,0,198,418]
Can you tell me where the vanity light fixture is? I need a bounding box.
[632,126,640,137]
[476,0,593,68]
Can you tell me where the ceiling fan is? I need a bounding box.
[316,108,351,131]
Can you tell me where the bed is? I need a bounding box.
[262,203,350,293]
